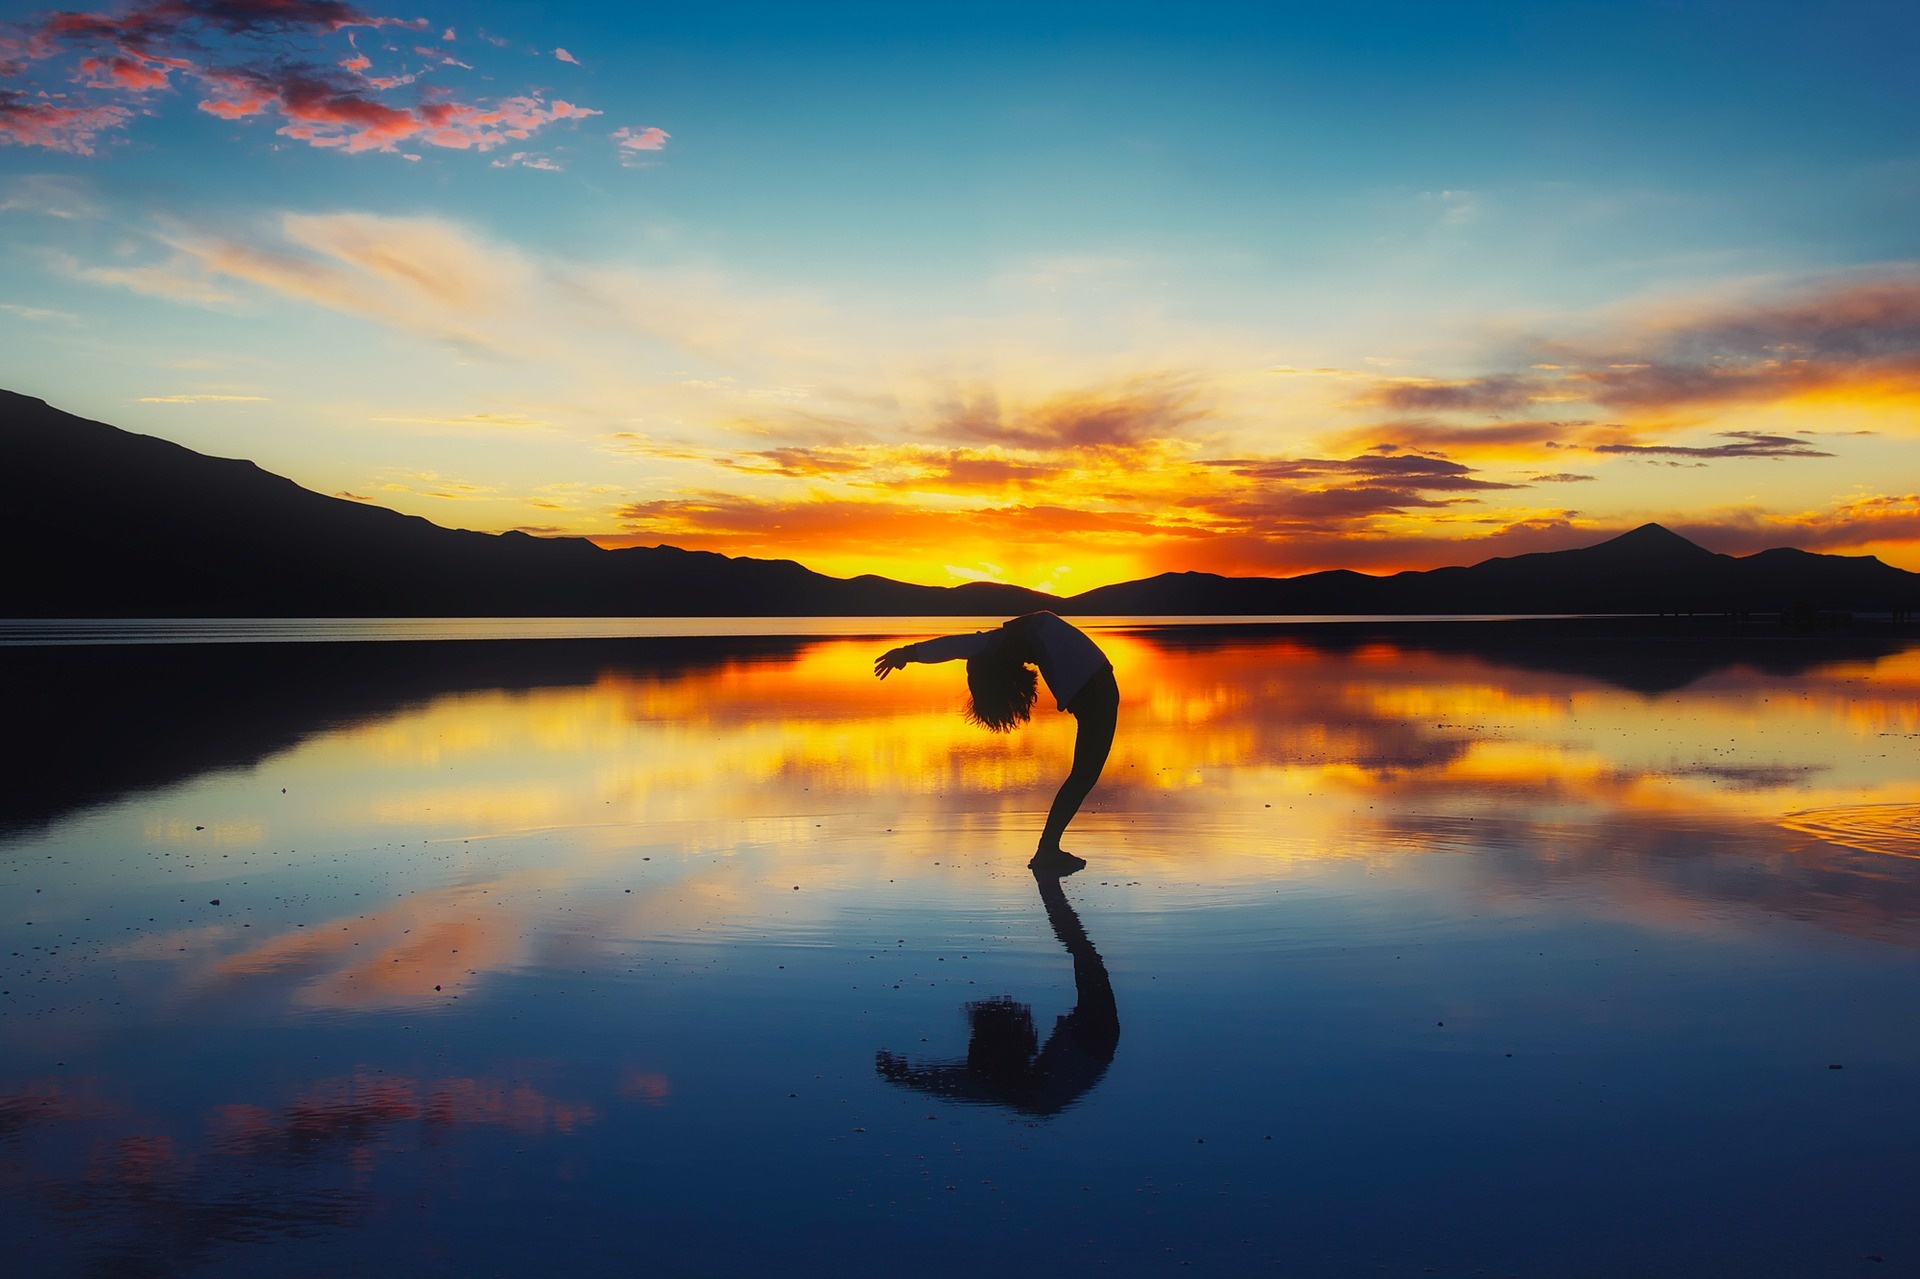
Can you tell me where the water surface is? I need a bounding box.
[4,625,1919,1276]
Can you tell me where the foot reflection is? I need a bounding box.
[876,870,1120,1116]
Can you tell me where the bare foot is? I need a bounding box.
[1028,847,1087,876]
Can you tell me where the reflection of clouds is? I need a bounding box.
[1438,808,1920,948]
[210,1071,598,1153]
[201,854,780,1011]
[0,1068,600,1274]
[0,1076,114,1137]
[265,633,1920,860]
[620,1071,672,1105]
[209,881,538,1009]
[79,630,1920,1011]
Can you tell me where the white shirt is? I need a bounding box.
[912,612,1111,710]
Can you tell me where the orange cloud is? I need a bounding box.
[1321,418,1614,462]
[1663,493,1920,557]
[1362,275,1920,422]
[932,379,1201,449]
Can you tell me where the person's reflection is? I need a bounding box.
[876,871,1120,1115]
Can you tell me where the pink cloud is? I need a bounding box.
[0,89,132,154]
[77,53,173,90]
[197,66,602,153]
[13,2,604,158]
[415,95,600,151]
[611,124,668,161]
[554,47,579,65]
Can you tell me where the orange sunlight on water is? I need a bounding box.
[36,630,1896,1020]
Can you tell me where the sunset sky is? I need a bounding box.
[3,0,1918,591]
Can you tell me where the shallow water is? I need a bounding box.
[4,626,1920,1277]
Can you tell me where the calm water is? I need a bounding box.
[0,615,1585,646]
[4,625,1920,1277]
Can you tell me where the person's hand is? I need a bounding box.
[873,646,912,679]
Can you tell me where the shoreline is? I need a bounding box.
[2,610,1913,649]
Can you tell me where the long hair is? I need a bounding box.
[964,996,1038,1074]
[965,649,1038,731]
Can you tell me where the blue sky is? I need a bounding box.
[4,0,1918,587]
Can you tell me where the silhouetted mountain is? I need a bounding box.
[6,389,1917,617]
[1071,522,1920,615]
[1,390,1059,617]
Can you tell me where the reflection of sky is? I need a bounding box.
[5,634,1920,1272]
[11,636,1920,1019]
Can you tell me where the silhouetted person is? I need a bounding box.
[875,870,1120,1116]
[875,611,1118,874]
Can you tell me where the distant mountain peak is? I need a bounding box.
[1589,522,1718,558]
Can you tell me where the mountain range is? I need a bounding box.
[5,388,1917,618]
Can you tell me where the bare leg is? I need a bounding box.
[1033,672,1117,863]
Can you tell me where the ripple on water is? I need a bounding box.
[1778,803,1920,860]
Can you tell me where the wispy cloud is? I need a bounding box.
[1361,273,1920,421]
[931,379,1202,449]
[62,207,829,371]
[137,392,267,402]
[1591,430,1833,460]
[490,149,562,171]
[0,89,132,154]
[0,300,80,322]
[0,173,100,218]
[55,249,242,305]
[371,410,550,431]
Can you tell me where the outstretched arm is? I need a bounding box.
[873,631,997,679]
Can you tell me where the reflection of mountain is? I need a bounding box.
[1,635,813,835]
[8,623,1915,837]
[9,389,1919,617]
[1129,616,1920,696]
